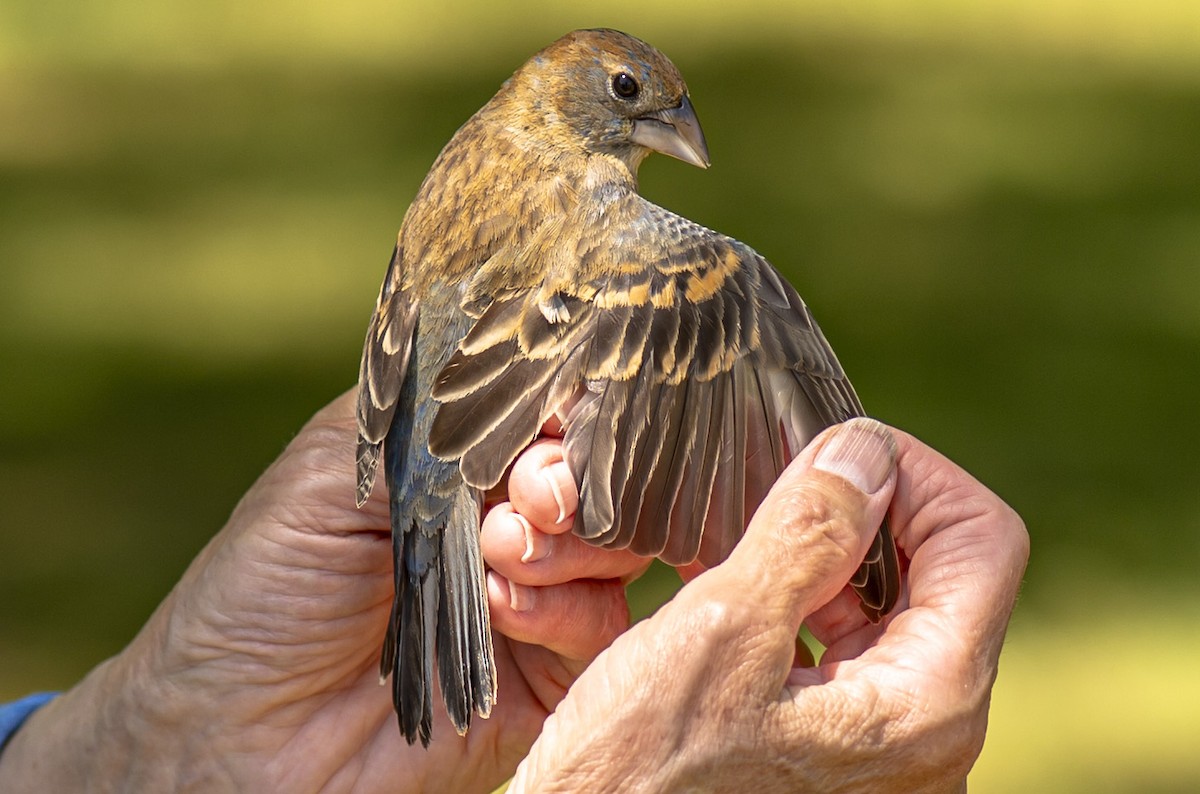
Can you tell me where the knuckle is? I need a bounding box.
[669,590,772,664]
[680,594,751,641]
[770,481,864,571]
[780,680,985,788]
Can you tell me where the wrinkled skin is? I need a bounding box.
[0,390,646,792]
[0,393,1027,793]
[511,420,1029,793]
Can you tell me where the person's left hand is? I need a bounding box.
[0,390,648,793]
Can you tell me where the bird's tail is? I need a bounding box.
[380,484,496,746]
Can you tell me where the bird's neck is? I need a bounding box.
[483,87,643,192]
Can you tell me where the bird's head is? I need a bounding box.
[506,29,710,173]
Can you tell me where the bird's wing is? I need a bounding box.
[428,196,888,596]
[356,243,419,507]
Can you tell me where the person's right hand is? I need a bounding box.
[509,418,1029,793]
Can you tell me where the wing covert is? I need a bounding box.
[430,196,865,569]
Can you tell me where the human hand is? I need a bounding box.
[510,418,1029,793]
[0,390,648,793]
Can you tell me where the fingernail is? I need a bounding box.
[514,512,550,563]
[487,570,537,613]
[541,467,570,525]
[812,418,896,494]
[508,579,536,613]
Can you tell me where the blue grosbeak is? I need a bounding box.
[356,28,899,745]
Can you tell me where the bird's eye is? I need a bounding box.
[611,72,640,100]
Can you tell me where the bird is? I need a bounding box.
[356,28,899,746]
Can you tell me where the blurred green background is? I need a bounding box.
[2,1,1198,789]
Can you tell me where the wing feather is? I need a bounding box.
[356,245,419,507]
[424,193,898,619]
[431,350,555,468]
[569,380,632,539]
[629,378,693,555]
[611,378,667,551]
[658,378,715,564]
[596,355,656,548]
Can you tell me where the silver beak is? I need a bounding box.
[631,94,711,169]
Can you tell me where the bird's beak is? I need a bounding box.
[631,94,711,169]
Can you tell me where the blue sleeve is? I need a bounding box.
[0,692,59,754]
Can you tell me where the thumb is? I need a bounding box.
[710,417,898,634]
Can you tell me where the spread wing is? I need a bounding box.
[356,243,419,507]
[428,195,897,614]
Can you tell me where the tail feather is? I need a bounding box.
[388,528,439,746]
[382,465,497,744]
[436,487,496,735]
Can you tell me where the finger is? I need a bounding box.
[805,585,908,664]
[707,418,898,634]
[484,421,570,509]
[507,439,577,533]
[486,571,629,662]
[255,387,393,532]
[540,414,566,438]
[869,430,1029,677]
[804,586,871,644]
[482,503,651,586]
[675,560,708,583]
[805,566,911,657]
[781,430,1027,782]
